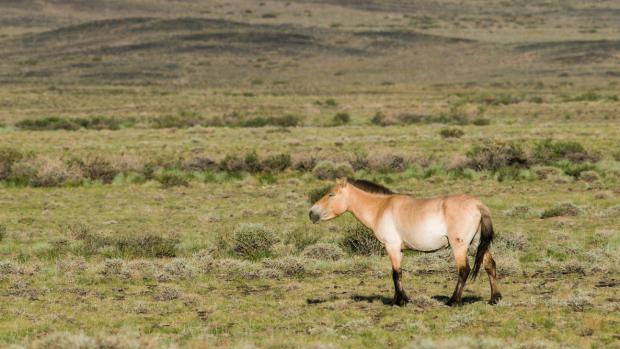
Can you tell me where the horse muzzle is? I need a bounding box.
[309,210,321,224]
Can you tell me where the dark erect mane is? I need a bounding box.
[347,178,394,195]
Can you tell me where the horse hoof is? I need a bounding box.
[446,298,461,307]
[392,297,408,307]
[488,293,502,305]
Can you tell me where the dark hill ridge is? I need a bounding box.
[515,40,620,64]
[4,16,474,59]
[1,0,619,87]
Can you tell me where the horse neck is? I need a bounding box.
[345,186,390,231]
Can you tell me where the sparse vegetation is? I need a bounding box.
[332,112,351,126]
[540,202,581,219]
[0,1,617,347]
[439,127,464,138]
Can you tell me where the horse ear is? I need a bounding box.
[336,177,348,187]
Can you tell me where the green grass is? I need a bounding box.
[0,0,619,348]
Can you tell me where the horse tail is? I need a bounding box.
[471,204,494,280]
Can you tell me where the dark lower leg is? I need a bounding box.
[392,268,409,306]
[447,263,470,306]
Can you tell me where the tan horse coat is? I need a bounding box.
[309,178,501,306]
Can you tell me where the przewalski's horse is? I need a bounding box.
[309,178,502,306]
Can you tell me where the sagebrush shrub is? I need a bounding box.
[232,224,278,260]
[307,185,332,204]
[285,228,321,253]
[367,152,411,172]
[155,170,190,188]
[439,128,464,139]
[79,156,118,183]
[0,147,24,180]
[340,224,384,256]
[261,153,291,172]
[312,160,353,179]
[465,142,529,171]
[301,243,344,261]
[332,112,351,125]
[472,118,491,126]
[370,112,395,126]
[15,116,79,130]
[541,202,581,219]
[531,139,598,164]
[262,256,306,277]
[69,224,178,258]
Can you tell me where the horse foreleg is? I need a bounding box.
[386,243,409,306]
[447,248,470,306]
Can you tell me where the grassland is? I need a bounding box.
[0,0,619,348]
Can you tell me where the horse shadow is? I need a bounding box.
[349,294,484,306]
[431,295,483,305]
[350,294,393,305]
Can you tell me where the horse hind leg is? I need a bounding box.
[483,249,502,305]
[447,247,470,307]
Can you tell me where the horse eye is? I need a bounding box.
[328,193,335,197]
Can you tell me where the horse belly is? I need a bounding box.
[401,217,449,252]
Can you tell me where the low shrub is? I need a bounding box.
[541,202,581,219]
[240,115,299,127]
[554,160,595,178]
[74,116,133,130]
[0,224,5,241]
[15,116,79,131]
[503,205,540,218]
[70,224,178,258]
[494,232,528,251]
[340,223,384,256]
[155,170,190,188]
[439,128,464,138]
[0,147,25,180]
[10,157,80,187]
[261,153,291,172]
[150,115,203,128]
[285,228,321,252]
[243,151,261,173]
[312,160,353,179]
[531,139,598,164]
[76,156,118,183]
[579,170,601,182]
[397,113,426,124]
[262,256,306,277]
[370,112,395,126]
[325,98,338,106]
[232,224,279,260]
[182,156,218,172]
[465,142,529,171]
[476,93,521,105]
[332,112,351,125]
[302,243,344,261]
[366,152,412,172]
[307,185,332,204]
[292,154,316,171]
[472,118,491,126]
[219,155,246,172]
